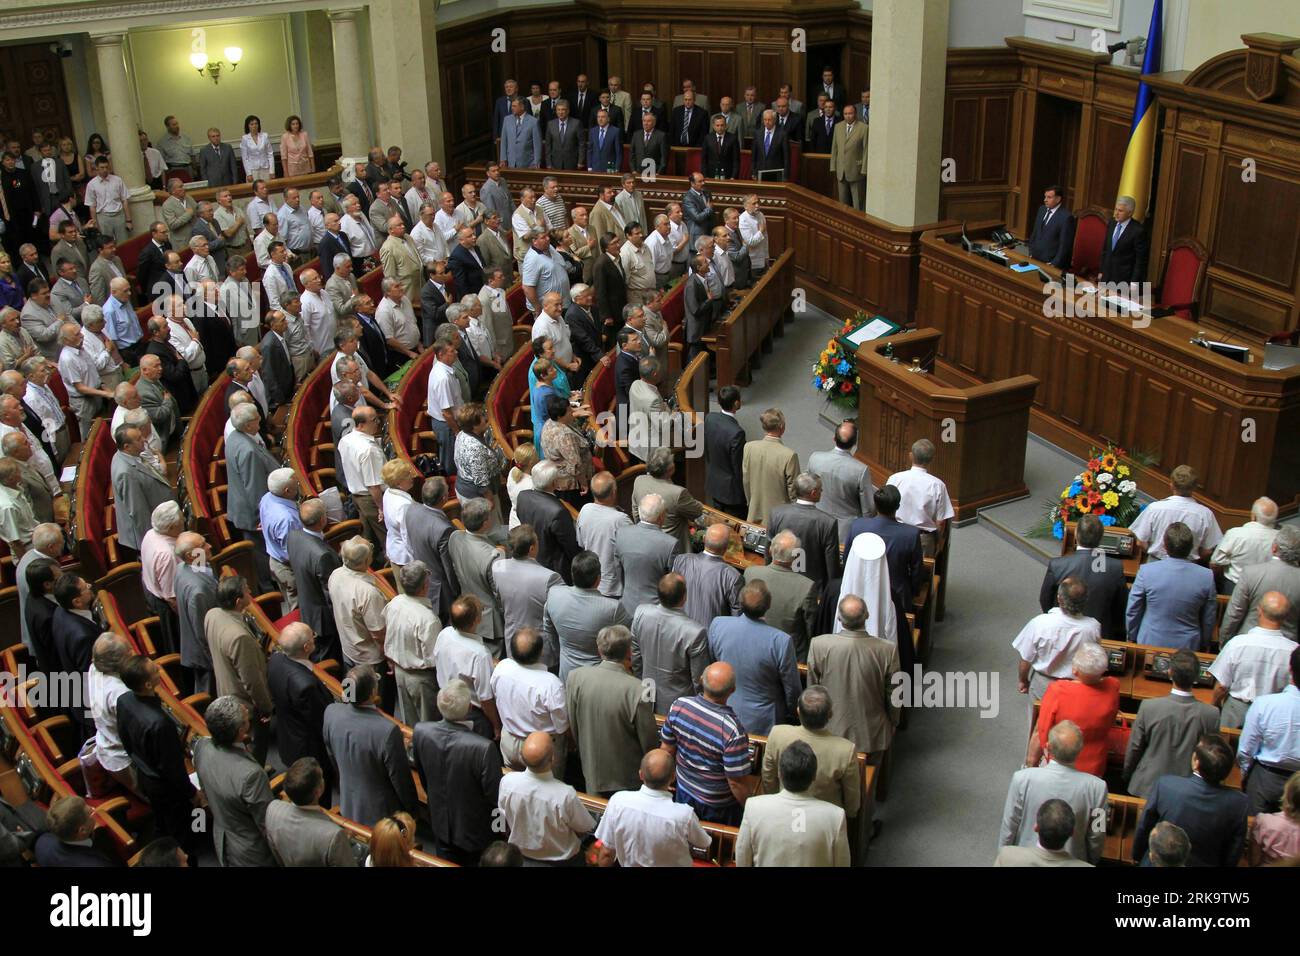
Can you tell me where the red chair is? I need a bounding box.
[1155,237,1208,321]
[1069,209,1107,278]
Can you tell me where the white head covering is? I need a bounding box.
[834,531,897,642]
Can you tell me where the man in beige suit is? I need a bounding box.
[736,740,850,867]
[204,575,273,765]
[588,185,626,248]
[607,76,634,131]
[160,179,197,251]
[88,240,127,306]
[743,530,820,660]
[828,103,869,211]
[807,595,900,758]
[51,222,89,283]
[630,447,704,552]
[510,189,544,263]
[742,407,799,526]
[568,206,599,284]
[993,799,1094,867]
[378,216,422,305]
[476,211,514,282]
[760,685,860,816]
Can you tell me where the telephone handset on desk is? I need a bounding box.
[990,228,1016,247]
[1144,652,1215,688]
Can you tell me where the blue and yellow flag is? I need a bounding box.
[1116,0,1163,220]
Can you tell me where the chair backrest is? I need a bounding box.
[1070,209,1107,276]
[1158,238,1208,320]
[286,353,337,495]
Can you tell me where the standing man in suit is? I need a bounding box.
[993,800,1093,867]
[267,622,335,788]
[742,408,799,527]
[592,231,628,343]
[346,161,376,215]
[173,532,217,694]
[999,720,1107,864]
[683,254,714,363]
[204,576,274,766]
[751,111,790,183]
[807,99,840,153]
[743,531,821,662]
[1126,522,1217,650]
[681,173,714,242]
[494,79,520,142]
[544,100,585,171]
[630,112,669,181]
[1132,734,1249,866]
[1123,649,1221,798]
[1098,194,1149,285]
[500,98,542,170]
[808,420,873,537]
[828,103,868,210]
[32,796,115,868]
[323,664,420,828]
[773,95,803,141]
[516,460,581,583]
[818,67,845,107]
[672,524,744,626]
[607,76,634,130]
[448,498,505,658]
[615,493,682,618]
[633,92,668,137]
[264,758,355,866]
[492,526,563,644]
[403,476,461,621]
[1219,525,1300,642]
[1027,185,1075,268]
[571,75,596,128]
[630,448,704,553]
[1038,513,1128,639]
[448,226,487,296]
[135,222,171,305]
[542,552,631,680]
[737,741,851,867]
[258,310,295,411]
[707,582,802,736]
[198,128,239,187]
[110,425,176,557]
[192,695,277,867]
[738,87,767,143]
[586,109,622,173]
[225,402,281,593]
[670,91,708,149]
[703,114,741,180]
[766,473,841,592]
[88,237,126,306]
[286,499,344,665]
[629,571,706,715]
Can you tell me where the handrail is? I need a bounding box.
[177,372,232,545]
[284,351,338,497]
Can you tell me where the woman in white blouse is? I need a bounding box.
[381,458,419,569]
[506,442,538,529]
[240,115,274,183]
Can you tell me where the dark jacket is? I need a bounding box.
[448,245,486,296]
[751,126,791,180]
[258,330,295,411]
[1099,216,1149,284]
[1039,547,1128,639]
[704,411,745,508]
[411,719,503,855]
[146,338,199,414]
[767,502,841,592]
[614,349,639,409]
[669,105,709,148]
[593,253,627,326]
[1027,204,1075,269]
[267,651,334,775]
[565,303,605,384]
[516,489,581,584]
[285,528,343,663]
[1132,773,1249,867]
[135,240,170,305]
[702,131,741,179]
[318,231,351,283]
[33,834,116,867]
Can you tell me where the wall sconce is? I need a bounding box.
[189,46,243,84]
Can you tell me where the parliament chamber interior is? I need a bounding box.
[0,0,1298,896]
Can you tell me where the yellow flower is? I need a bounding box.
[1074,494,1091,511]
[1117,465,1130,477]
[1102,491,1120,508]
[1100,454,1117,471]
[1060,490,1069,499]
[1080,473,1093,489]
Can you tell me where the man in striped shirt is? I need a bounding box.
[660,661,752,825]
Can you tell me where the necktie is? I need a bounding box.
[683,109,691,138]
[280,264,293,290]
[826,117,832,133]
[599,128,606,149]
[764,130,772,154]
[559,121,566,139]
[1044,208,1053,224]
[515,118,521,135]
[717,135,723,151]
[1114,222,1124,245]
[645,131,650,144]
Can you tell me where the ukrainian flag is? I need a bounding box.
[1116,0,1163,220]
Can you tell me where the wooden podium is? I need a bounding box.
[854,328,1039,520]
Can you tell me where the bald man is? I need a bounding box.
[670,523,743,626]
[266,622,335,794]
[594,749,711,866]
[496,731,595,865]
[659,661,752,825]
[1209,591,1297,729]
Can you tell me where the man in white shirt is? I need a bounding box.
[183,235,221,285]
[1209,591,1296,728]
[375,277,421,361]
[1012,577,1101,719]
[490,627,570,773]
[411,201,450,268]
[1211,497,1278,592]
[620,223,656,306]
[252,212,282,269]
[531,291,579,372]
[425,336,463,477]
[666,202,691,277]
[886,438,955,556]
[511,189,546,264]
[403,169,434,224]
[244,180,274,231]
[340,196,379,261]
[84,157,132,242]
[738,194,770,273]
[0,395,61,506]
[1129,464,1224,561]
[434,191,461,245]
[17,359,70,463]
[306,190,328,245]
[433,595,500,738]
[383,561,441,725]
[337,406,388,553]
[56,324,114,439]
[87,633,139,794]
[298,269,337,358]
[645,215,675,290]
[595,748,711,867]
[497,731,595,865]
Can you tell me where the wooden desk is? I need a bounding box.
[918,223,1300,525]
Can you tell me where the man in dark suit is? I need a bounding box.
[538,82,565,128]
[134,222,171,305]
[346,162,376,215]
[258,310,295,411]
[613,327,640,409]
[448,230,486,296]
[1131,734,1249,867]
[192,285,237,381]
[633,91,668,133]
[403,477,461,620]
[1026,185,1075,268]
[197,129,239,187]
[751,111,790,182]
[683,255,714,363]
[629,112,669,178]
[593,233,628,337]
[23,559,60,675]
[49,574,98,741]
[33,795,115,867]
[318,216,351,282]
[571,76,597,128]
[565,284,605,385]
[1098,195,1149,285]
[766,474,841,594]
[842,484,927,673]
[807,101,841,153]
[704,385,746,517]
[224,357,267,420]
[174,532,217,695]
[544,101,585,171]
[516,461,581,583]
[353,305,392,379]
[267,622,335,795]
[702,115,741,180]
[817,68,845,109]
[286,500,343,665]
[1038,513,1127,639]
[144,317,198,414]
[773,99,803,144]
[586,109,623,173]
[411,678,504,866]
[669,92,708,149]
[14,246,48,293]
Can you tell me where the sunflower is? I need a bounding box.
[1074,494,1091,511]
[1080,473,1093,489]
[1100,453,1118,471]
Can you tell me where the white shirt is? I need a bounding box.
[375,295,420,350]
[337,429,385,494]
[382,593,440,671]
[167,317,206,371]
[465,316,493,359]
[1208,626,1298,702]
[300,289,337,357]
[85,174,128,214]
[404,186,433,224]
[253,228,278,268]
[1012,607,1102,679]
[594,785,711,867]
[0,421,59,497]
[738,210,769,268]
[411,220,449,265]
[620,240,655,292]
[434,208,460,243]
[110,405,164,464]
[497,768,594,861]
[490,658,569,738]
[307,205,326,245]
[507,471,533,529]
[1129,495,1223,559]
[531,311,574,364]
[711,245,734,287]
[667,218,689,263]
[340,214,378,257]
[57,345,100,404]
[22,382,66,446]
[886,465,955,532]
[183,254,220,285]
[645,230,673,273]
[87,665,132,772]
[1210,520,1277,583]
[433,626,494,706]
[426,360,462,422]
[382,487,416,565]
[244,196,274,229]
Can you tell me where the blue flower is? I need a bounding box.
[1098,515,1116,526]
[1068,481,1082,496]
[812,376,823,388]
[1052,520,1064,539]
[836,360,851,374]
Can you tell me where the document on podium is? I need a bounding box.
[846,317,899,346]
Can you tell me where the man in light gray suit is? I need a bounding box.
[492,525,562,652]
[630,447,704,552]
[447,497,505,658]
[1123,649,1220,798]
[174,532,218,695]
[672,523,743,627]
[191,695,277,867]
[544,100,585,170]
[1219,525,1300,641]
[404,477,460,621]
[197,128,239,187]
[614,492,682,618]
[631,572,709,716]
[576,471,632,598]
[110,424,177,555]
[542,551,631,681]
[224,402,281,593]
[499,97,542,169]
[743,530,820,661]
[135,355,180,448]
[322,665,420,828]
[265,757,356,867]
[999,721,1107,864]
[993,800,1093,867]
[807,421,875,537]
[1126,522,1217,650]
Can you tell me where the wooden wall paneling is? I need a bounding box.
[0,43,74,145]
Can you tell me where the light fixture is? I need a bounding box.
[190,46,242,84]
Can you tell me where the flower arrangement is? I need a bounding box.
[1041,444,1143,539]
[811,312,867,409]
